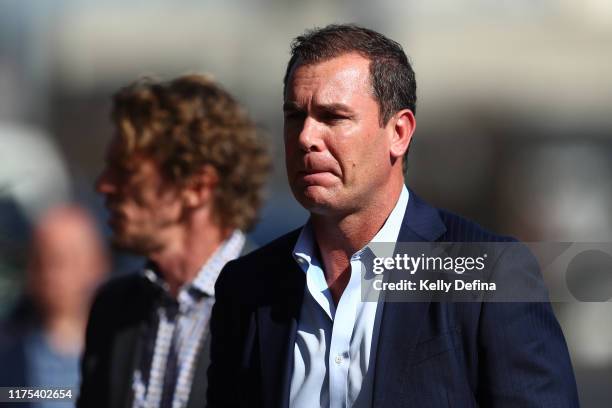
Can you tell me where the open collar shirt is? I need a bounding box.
[289,186,409,408]
[131,230,245,408]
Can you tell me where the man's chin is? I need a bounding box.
[294,192,341,216]
[110,234,160,255]
[294,190,362,218]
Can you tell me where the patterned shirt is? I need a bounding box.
[131,230,245,408]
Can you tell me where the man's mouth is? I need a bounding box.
[298,169,333,175]
[296,170,337,186]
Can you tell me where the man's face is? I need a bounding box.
[284,53,395,216]
[29,208,107,315]
[96,139,184,254]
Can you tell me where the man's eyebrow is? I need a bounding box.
[317,103,353,114]
[282,101,355,114]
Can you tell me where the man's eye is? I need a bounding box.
[284,111,306,121]
[321,113,348,123]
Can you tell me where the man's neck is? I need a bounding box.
[311,181,404,304]
[149,221,231,297]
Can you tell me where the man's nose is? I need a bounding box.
[298,117,324,153]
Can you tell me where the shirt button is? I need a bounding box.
[334,355,343,365]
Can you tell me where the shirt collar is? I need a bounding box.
[293,185,409,268]
[143,230,246,298]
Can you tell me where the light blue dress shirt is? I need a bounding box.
[289,186,409,408]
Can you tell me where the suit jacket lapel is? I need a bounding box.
[109,324,142,408]
[109,279,161,408]
[372,189,446,407]
[398,189,447,244]
[257,233,305,408]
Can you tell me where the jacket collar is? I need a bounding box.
[397,187,446,243]
[372,188,446,406]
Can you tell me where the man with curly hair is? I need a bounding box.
[78,74,270,408]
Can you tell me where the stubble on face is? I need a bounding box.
[99,155,184,255]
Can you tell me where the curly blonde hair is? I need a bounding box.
[111,74,271,231]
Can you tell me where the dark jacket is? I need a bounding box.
[78,240,256,408]
[207,189,579,408]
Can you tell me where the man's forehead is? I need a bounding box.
[289,52,371,76]
[285,53,373,103]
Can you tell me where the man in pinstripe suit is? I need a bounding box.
[207,24,580,407]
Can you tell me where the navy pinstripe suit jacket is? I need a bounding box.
[207,189,579,407]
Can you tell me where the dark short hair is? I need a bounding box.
[111,74,271,231]
[283,24,417,126]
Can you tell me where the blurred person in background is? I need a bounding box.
[0,204,108,407]
[78,75,270,408]
[0,124,73,313]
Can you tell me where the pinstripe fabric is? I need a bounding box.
[207,189,580,407]
[132,230,245,408]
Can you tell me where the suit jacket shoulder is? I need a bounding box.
[215,228,302,303]
[436,207,513,243]
[90,273,155,316]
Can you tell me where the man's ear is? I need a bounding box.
[388,109,416,160]
[182,165,219,208]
